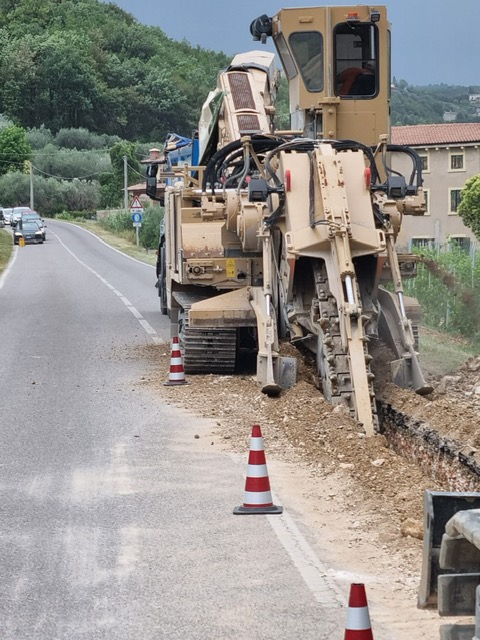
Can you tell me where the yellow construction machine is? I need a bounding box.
[146,5,432,435]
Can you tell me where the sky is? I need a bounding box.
[101,0,480,87]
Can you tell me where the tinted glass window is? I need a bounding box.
[288,31,323,92]
[335,22,378,98]
[274,32,298,81]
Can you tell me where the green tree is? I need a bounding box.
[0,125,31,175]
[0,0,230,138]
[0,170,100,214]
[100,141,140,208]
[27,125,54,149]
[32,144,111,180]
[458,175,480,238]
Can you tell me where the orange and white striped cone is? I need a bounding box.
[344,583,374,640]
[233,424,283,515]
[164,336,189,386]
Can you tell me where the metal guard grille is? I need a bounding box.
[228,72,256,110]
[236,114,261,133]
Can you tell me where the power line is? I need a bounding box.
[0,156,146,181]
[32,165,107,180]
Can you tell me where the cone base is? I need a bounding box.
[164,380,189,386]
[233,504,283,515]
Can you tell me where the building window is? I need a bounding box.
[449,188,462,214]
[449,236,470,252]
[449,152,464,171]
[419,154,429,172]
[411,236,435,250]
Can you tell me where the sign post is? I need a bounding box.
[130,195,144,248]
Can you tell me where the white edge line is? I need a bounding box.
[48,226,160,344]
[230,452,347,611]
[52,219,156,269]
[0,243,18,291]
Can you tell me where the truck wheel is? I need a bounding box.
[159,244,168,316]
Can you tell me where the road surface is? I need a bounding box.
[0,220,349,639]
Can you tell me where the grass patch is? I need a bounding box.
[418,326,477,378]
[0,229,12,274]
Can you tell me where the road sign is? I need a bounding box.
[132,212,142,223]
[130,195,144,214]
[133,221,142,228]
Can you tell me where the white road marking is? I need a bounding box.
[49,228,161,343]
[55,219,156,268]
[230,451,347,612]
[0,244,18,291]
[267,491,348,609]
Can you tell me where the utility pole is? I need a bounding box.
[29,162,34,210]
[123,155,129,210]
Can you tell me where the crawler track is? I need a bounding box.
[182,326,237,374]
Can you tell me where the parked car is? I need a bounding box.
[21,211,46,240]
[11,206,33,228]
[1,208,13,225]
[14,220,44,245]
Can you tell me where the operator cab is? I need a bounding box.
[251,6,389,147]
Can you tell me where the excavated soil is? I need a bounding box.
[133,328,480,637]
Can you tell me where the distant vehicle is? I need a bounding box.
[13,220,44,245]
[1,208,13,225]
[11,206,33,228]
[21,212,46,240]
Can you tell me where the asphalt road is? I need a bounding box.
[0,221,347,639]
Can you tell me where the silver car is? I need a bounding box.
[1,208,13,224]
[11,207,33,228]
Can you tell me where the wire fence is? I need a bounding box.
[403,240,480,342]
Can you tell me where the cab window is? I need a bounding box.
[334,22,378,98]
[274,32,298,81]
[288,31,323,92]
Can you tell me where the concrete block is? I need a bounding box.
[440,623,475,640]
[440,534,480,571]
[438,574,480,616]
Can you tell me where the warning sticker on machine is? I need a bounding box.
[226,259,236,278]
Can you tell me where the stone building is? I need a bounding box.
[391,123,480,251]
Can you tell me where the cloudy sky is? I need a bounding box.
[102,0,479,87]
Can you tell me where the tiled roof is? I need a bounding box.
[391,123,480,146]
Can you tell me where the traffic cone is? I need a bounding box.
[344,583,374,640]
[233,424,283,515]
[164,336,189,386]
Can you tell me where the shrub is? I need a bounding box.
[139,205,163,249]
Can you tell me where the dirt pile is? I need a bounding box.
[135,330,480,572]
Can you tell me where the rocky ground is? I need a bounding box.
[137,328,480,546]
[133,327,480,637]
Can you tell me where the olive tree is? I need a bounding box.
[458,174,480,239]
[0,125,31,175]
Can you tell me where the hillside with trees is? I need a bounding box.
[0,0,229,140]
[391,80,480,125]
[0,0,478,218]
[0,0,478,137]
